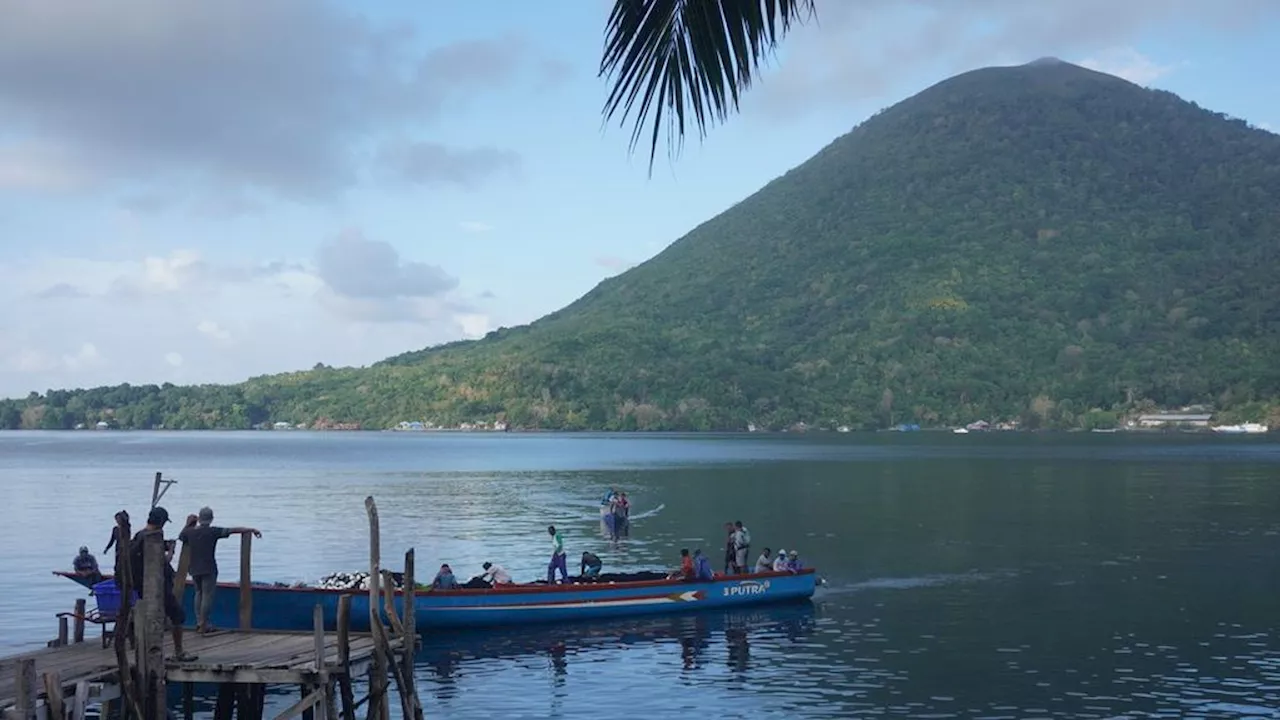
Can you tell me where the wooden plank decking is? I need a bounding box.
[0,630,390,713]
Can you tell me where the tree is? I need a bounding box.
[600,0,816,172]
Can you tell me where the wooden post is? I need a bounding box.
[72,681,89,720]
[15,659,36,720]
[402,549,422,720]
[313,604,325,672]
[336,595,355,720]
[364,497,386,720]
[58,615,69,646]
[44,672,65,720]
[174,541,191,602]
[112,512,144,720]
[379,571,403,638]
[214,685,235,720]
[300,685,315,720]
[183,682,194,720]
[73,598,86,643]
[142,531,168,720]
[151,471,162,508]
[239,533,253,629]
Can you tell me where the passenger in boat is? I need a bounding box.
[480,562,513,586]
[667,549,694,580]
[547,525,569,584]
[693,549,715,581]
[580,551,603,579]
[723,523,739,574]
[129,507,196,662]
[733,521,752,573]
[431,563,459,590]
[786,549,803,572]
[73,546,103,585]
[754,547,773,574]
[772,549,790,572]
[178,506,263,634]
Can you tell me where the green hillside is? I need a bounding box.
[6,58,1280,431]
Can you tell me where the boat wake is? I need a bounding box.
[820,570,1013,595]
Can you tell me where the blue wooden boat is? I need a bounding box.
[55,569,818,631]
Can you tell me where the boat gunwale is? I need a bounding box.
[55,568,817,597]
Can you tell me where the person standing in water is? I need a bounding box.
[547,525,568,584]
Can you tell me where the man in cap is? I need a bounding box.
[178,506,262,634]
[130,506,196,661]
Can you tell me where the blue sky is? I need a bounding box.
[1,0,1277,397]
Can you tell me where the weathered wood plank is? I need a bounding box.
[71,602,84,646]
[42,673,63,720]
[15,659,36,720]
[239,536,253,630]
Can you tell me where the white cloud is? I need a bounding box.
[455,313,492,339]
[459,221,493,234]
[0,141,89,192]
[743,0,1278,120]
[197,320,233,342]
[0,235,491,396]
[1078,47,1175,85]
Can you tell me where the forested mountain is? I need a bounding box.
[6,59,1280,431]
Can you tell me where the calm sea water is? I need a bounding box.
[2,431,1280,719]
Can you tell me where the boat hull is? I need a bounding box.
[57,569,818,631]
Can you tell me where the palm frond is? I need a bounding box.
[600,0,816,173]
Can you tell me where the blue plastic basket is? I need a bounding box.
[91,580,125,618]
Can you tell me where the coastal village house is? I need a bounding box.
[1136,413,1213,428]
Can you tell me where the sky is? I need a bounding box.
[1,0,1278,397]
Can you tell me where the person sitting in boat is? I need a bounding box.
[772,549,790,573]
[693,549,715,581]
[753,547,773,574]
[431,563,459,590]
[668,549,694,580]
[480,562,513,586]
[786,549,803,572]
[72,546,102,585]
[580,551,603,579]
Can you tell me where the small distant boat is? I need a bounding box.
[1211,423,1269,434]
[1091,428,1119,433]
[952,427,969,434]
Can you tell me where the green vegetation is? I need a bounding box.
[6,60,1280,432]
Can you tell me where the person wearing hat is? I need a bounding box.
[786,549,803,572]
[178,506,262,634]
[129,506,196,661]
[72,545,102,585]
[772,548,789,573]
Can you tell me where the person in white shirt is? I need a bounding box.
[754,547,773,573]
[772,549,789,572]
[481,561,513,585]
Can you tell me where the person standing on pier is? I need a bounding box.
[547,525,568,584]
[179,506,262,634]
[129,507,196,661]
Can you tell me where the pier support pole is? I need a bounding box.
[336,595,356,720]
[141,531,168,720]
[364,497,387,720]
[239,534,253,630]
[15,658,36,720]
[73,599,86,644]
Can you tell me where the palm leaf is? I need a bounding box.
[600,0,816,173]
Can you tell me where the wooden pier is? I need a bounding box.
[1,487,423,720]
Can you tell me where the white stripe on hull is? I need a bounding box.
[448,591,703,612]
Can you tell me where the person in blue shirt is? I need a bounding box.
[692,549,714,581]
[431,563,459,590]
